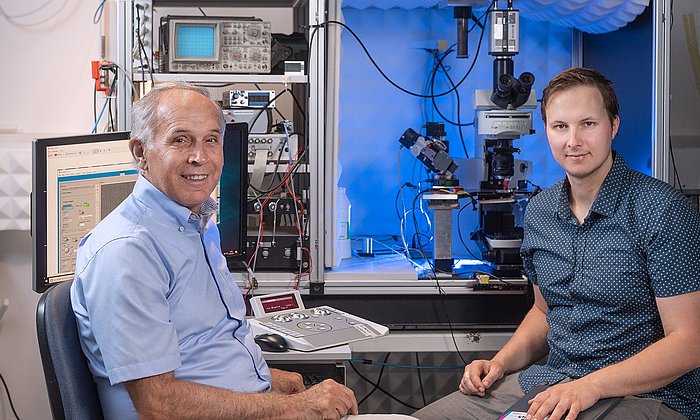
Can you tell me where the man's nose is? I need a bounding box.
[566,127,583,148]
[188,141,208,163]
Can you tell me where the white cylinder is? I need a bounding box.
[337,187,352,261]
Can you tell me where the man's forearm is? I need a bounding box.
[126,373,315,420]
[492,305,550,374]
[584,332,700,399]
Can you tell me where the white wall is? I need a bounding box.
[0,1,102,418]
[0,3,298,418]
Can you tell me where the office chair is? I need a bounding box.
[36,279,104,420]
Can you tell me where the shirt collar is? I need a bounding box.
[590,151,626,218]
[555,151,627,220]
[132,175,218,228]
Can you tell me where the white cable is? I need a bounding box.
[0,0,69,27]
[0,0,54,18]
[251,198,263,274]
[354,235,422,269]
[0,299,8,322]
[112,62,137,96]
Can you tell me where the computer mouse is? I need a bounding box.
[254,333,289,352]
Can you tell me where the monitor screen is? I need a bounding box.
[32,132,137,293]
[32,122,249,293]
[173,21,218,61]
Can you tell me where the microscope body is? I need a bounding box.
[470,0,538,279]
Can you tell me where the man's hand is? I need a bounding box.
[270,368,305,394]
[297,379,358,419]
[526,378,601,420]
[458,359,506,397]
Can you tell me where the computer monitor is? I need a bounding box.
[32,122,248,293]
[219,122,248,268]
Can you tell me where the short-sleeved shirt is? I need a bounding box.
[519,152,700,418]
[71,175,271,419]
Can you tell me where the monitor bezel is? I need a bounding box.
[170,19,221,63]
[31,131,133,293]
[220,122,248,270]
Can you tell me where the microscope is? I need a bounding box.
[399,0,537,278]
[399,122,463,274]
[470,0,537,278]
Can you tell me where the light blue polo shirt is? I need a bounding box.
[71,175,271,419]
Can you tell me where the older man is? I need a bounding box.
[71,81,358,419]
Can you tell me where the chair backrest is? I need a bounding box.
[36,280,103,420]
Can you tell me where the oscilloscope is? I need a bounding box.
[161,16,271,74]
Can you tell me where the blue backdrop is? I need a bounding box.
[336,6,574,258]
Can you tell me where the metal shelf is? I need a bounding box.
[133,73,307,84]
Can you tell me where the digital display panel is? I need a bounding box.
[260,293,300,313]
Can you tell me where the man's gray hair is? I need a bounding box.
[130,81,225,149]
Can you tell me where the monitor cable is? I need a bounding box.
[0,372,20,420]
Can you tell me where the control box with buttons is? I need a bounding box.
[249,290,389,352]
[248,133,298,163]
[227,89,276,108]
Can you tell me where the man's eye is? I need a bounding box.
[553,124,566,130]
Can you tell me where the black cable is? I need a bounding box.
[198,7,206,16]
[286,87,307,122]
[248,148,308,194]
[262,131,294,191]
[431,48,470,157]
[107,93,114,131]
[254,83,288,123]
[135,5,154,81]
[93,85,97,126]
[107,71,119,132]
[415,353,427,407]
[106,70,115,131]
[409,190,469,365]
[135,6,146,82]
[248,89,302,133]
[357,353,391,406]
[437,289,469,366]
[470,269,513,285]
[428,10,488,127]
[349,359,420,410]
[198,83,237,88]
[0,372,21,420]
[394,182,417,220]
[324,20,478,99]
[669,136,684,194]
[457,203,483,262]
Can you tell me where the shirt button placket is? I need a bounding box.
[575,226,584,274]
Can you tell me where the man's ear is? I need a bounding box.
[611,115,620,139]
[129,139,148,171]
